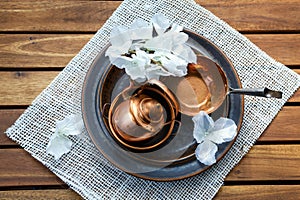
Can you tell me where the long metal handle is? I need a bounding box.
[229,87,282,99]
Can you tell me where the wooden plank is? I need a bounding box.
[226,145,300,181]
[261,107,300,142]
[0,189,81,200]
[196,0,300,32]
[288,69,300,103]
[0,185,299,199]
[0,0,299,32]
[0,34,299,68]
[216,185,300,200]
[0,109,24,145]
[245,34,300,66]
[0,1,120,32]
[0,71,59,106]
[1,105,299,146]
[0,145,299,187]
[0,149,64,187]
[0,34,91,68]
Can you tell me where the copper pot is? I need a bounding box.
[108,79,179,151]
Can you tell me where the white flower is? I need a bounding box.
[46,114,84,160]
[192,111,237,166]
[105,13,197,82]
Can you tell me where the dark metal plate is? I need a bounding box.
[82,30,244,181]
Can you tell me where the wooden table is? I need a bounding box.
[0,0,299,199]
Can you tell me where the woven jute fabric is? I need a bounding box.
[6,0,300,199]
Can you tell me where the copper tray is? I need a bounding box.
[82,30,244,181]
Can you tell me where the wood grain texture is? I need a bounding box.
[0,71,59,106]
[288,69,300,102]
[0,34,299,68]
[0,189,81,200]
[0,0,299,32]
[216,185,300,200]
[0,34,91,68]
[245,34,300,66]
[227,145,300,181]
[0,109,24,145]
[1,185,300,200]
[261,107,300,142]
[196,0,300,32]
[0,1,119,32]
[0,145,299,187]
[0,149,64,187]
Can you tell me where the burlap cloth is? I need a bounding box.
[6,0,300,199]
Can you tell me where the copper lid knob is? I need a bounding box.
[131,95,165,133]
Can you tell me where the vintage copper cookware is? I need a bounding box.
[108,79,179,151]
[163,55,282,116]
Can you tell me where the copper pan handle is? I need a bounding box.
[228,87,282,99]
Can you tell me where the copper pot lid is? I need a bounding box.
[108,79,179,151]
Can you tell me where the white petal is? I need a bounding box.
[170,31,188,44]
[130,19,153,40]
[105,41,132,64]
[123,50,150,81]
[135,48,151,61]
[172,44,197,64]
[129,27,153,40]
[125,66,145,81]
[206,117,237,144]
[195,140,218,166]
[130,18,149,29]
[170,23,183,32]
[192,111,214,143]
[161,56,188,76]
[151,13,170,35]
[112,56,132,69]
[150,51,188,77]
[144,34,173,52]
[130,40,145,50]
[56,114,84,136]
[125,64,145,80]
[46,134,73,160]
[111,25,128,37]
[144,31,186,52]
[134,77,147,83]
[110,25,131,46]
[193,111,214,130]
[144,64,172,80]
